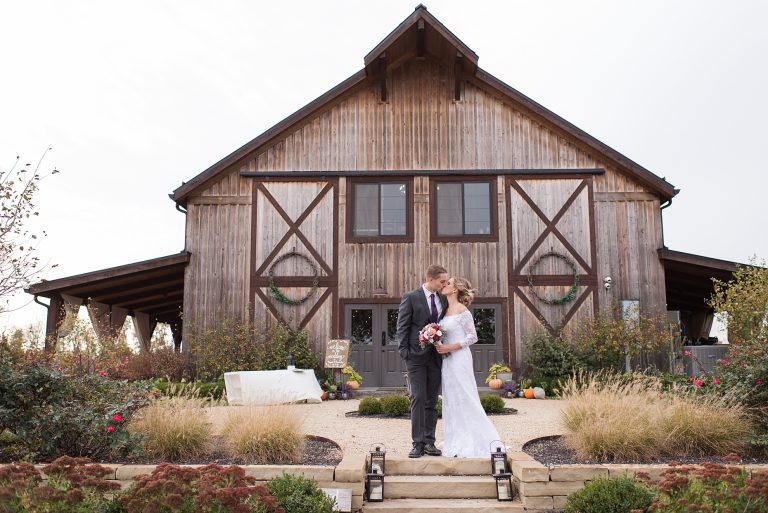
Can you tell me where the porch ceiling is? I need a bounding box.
[26,252,189,324]
[659,248,740,312]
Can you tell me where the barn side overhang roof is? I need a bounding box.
[659,248,744,312]
[25,252,189,325]
[170,4,678,207]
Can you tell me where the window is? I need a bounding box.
[347,179,413,242]
[431,178,497,241]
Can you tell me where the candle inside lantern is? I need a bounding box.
[369,469,383,500]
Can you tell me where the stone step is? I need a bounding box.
[383,475,500,499]
[363,498,524,513]
[384,456,493,476]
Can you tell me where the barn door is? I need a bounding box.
[506,176,598,368]
[250,179,338,358]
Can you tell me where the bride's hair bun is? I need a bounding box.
[452,277,476,306]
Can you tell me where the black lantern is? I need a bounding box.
[365,468,384,502]
[490,440,507,475]
[494,472,514,501]
[369,443,386,475]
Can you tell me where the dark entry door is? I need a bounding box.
[345,303,404,388]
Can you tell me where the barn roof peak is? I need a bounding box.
[363,4,479,76]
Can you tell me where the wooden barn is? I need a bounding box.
[27,6,742,386]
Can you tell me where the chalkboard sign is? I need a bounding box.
[325,339,350,368]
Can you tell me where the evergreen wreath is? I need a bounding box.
[268,250,320,306]
[527,251,580,305]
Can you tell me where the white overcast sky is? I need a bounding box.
[1,0,767,333]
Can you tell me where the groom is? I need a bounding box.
[396,264,449,458]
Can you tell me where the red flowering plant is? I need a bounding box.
[646,459,768,513]
[119,463,284,513]
[0,456,120,513]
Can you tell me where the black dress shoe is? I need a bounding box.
[408,445,424,458]
[423,443,442,456]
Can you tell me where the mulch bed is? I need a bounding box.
[2,436,343,467]
[523,435,768,466]
[345,407,518,419]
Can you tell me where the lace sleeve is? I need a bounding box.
[459,310,479,348]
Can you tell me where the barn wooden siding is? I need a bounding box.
[182,59,666,365]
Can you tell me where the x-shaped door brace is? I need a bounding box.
[254,182,334,277]
[252,181,335,329]
[508,178,595,335]
[510,178,592,275]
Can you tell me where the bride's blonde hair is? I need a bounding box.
[451,277,477,306]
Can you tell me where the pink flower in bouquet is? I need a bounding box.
[418,323,449,358]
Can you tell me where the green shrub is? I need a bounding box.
[153,378,226,401]
[254,323,319,372]
[119,347,187,381]
[358,397,383,415]
[437,397,442,418]
[479,394,505,414]
[267,472,335,513]
[187,318,261,382]
[0,362,151,461]
[120,463,282,513]
[565,476,654,513]
[526,331,582,380]
[380,395,410,417]
[651,462,768,513]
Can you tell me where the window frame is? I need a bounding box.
[346,177,414,243]
[429,176,498,242]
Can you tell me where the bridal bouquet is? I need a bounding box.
[419,323,449,358]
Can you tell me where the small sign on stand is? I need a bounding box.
[325,339,350,369]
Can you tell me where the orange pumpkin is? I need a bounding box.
[524,388,535,399]
[346,380,360,390]
[488,378,504,390]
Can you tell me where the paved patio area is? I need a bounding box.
[206,397,565,457]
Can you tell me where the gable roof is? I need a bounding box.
[171,5,678,206]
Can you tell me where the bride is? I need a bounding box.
[436,277,503,457]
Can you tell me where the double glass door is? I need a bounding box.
[344,302,504,387]
[345,304,405,388]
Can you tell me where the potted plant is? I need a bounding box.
[341,364,363,390]
[500,381,517,399]
[324,380,338,400]
[485,362,512,389]
[340,381,351,400]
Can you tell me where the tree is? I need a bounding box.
[0,150,58,310]
[708,257,768,343]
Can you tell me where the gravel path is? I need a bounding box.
[206,398,565,457]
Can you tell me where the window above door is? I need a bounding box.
[346,178,414,243]
[430,177,498,242]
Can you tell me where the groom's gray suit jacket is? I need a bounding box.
[396,288,449,366]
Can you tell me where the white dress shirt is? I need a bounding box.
[422,284,443,318]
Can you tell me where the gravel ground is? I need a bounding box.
[206,397,565,457]
[524,435,768,466]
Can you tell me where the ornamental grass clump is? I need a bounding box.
[128,396,213,461]
[222,406,305,464]
[560,372,752,461]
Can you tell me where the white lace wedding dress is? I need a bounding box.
[439,310,503,458]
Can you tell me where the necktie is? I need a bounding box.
[430,293,439,323]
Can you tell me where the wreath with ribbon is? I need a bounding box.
[527,251,580,305]
[268,251,320,306]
